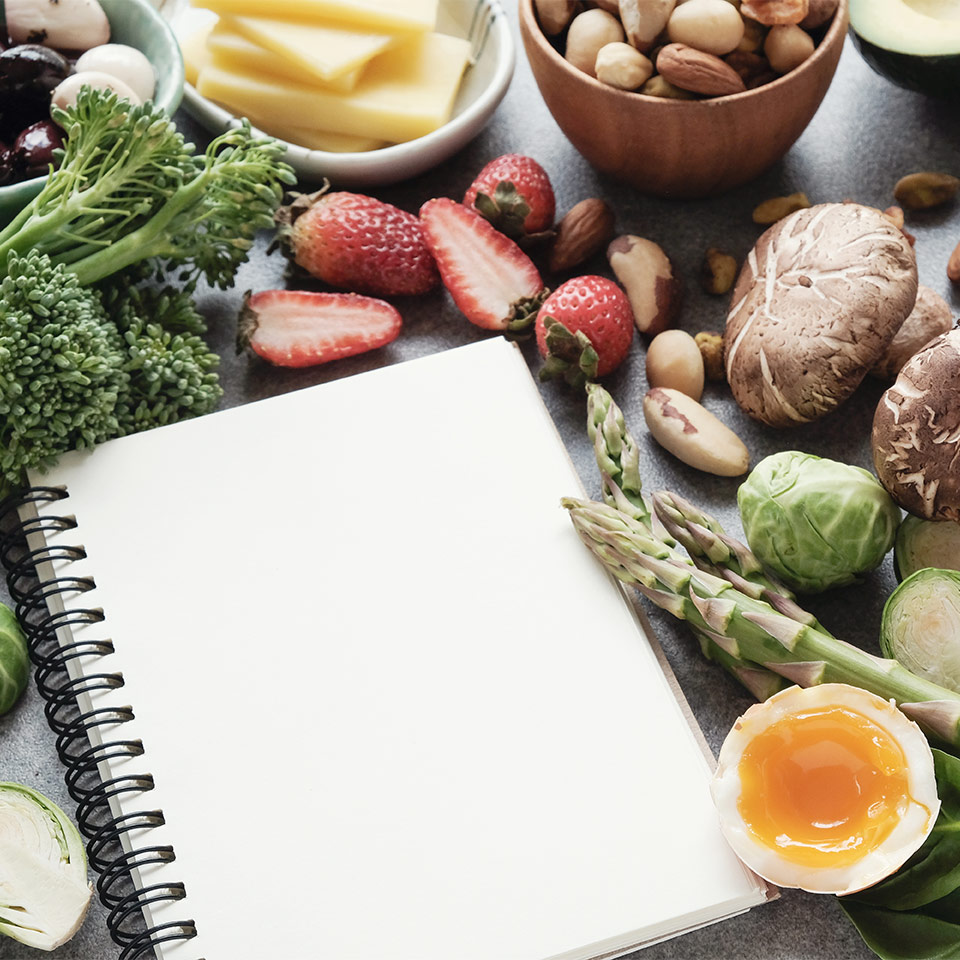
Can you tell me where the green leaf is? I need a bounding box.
[839,751,960,958]
[840,900,960,960]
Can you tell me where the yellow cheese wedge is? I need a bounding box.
[224,14,400,86]
[191,0,438,34]
[196,32,471,144]
[181,22,214,86]
[244,116,387,153]
[208,24,362,93]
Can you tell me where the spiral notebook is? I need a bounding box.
[4,338,768,960]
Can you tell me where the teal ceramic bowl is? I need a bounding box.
[0,0,184,223]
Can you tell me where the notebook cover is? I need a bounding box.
[20,339,768,960]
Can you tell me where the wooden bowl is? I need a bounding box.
[518,0,848,198]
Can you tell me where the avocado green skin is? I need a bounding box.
[850,29,960,99]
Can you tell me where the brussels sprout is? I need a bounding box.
[738,451,901,593]
[0,782,92,950]
[895,515,960,581]
[881,568,960,693]
[0,603,28,715]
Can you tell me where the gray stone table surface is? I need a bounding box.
[1,3,959,959]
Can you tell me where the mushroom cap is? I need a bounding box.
[870,284,954,381]
[724,202,918,428]
[873,327,960,522]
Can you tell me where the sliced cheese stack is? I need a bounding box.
[184,0,471,153]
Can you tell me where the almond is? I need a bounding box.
[724,50,770,85]
[656,43,746,97]
[549,198,616,273]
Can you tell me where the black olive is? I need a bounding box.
[0,96,49,143]
[0,141,15,186]
[0,44,71,94]
[13,120,63,178]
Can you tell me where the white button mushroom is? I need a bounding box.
[51,72,143,113]
[75,44,156,102]
[5,0,110,51]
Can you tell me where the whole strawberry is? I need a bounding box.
[275,188,439,297]
[536,276,634,386]
[464,153,556,241]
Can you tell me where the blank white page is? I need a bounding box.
[31,338,766,960]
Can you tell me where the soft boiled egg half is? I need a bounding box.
[711,683,940,896]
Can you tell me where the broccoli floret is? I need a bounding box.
[0,250,127,482]
[101,285,223,431]
[0,89,296,289]
[0,252,223,484]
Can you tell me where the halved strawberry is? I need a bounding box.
[419,197,547,332]
[237,290,402,368]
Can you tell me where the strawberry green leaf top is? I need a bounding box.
[464,153,556,240]
[536,276,634,385]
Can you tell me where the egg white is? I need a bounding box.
[711,683,940,896]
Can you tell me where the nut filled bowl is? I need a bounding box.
[0,0,184,223]
[519,0,848,198]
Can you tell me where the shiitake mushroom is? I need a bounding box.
[873,327,960,522]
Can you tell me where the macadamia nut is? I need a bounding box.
[595,42,654,89]
[668,0,745,56]
[565,8,625,77]
[764,23,814,72]
[646,330,706,400]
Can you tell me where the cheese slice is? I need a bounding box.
[181,22,215,86]
[208,23,362,93]
[222,14,399,86]
[197,32,471,144]
[244,116,387,153]
[191,0,438,34]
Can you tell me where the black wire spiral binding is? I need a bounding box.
[0,486,200,960]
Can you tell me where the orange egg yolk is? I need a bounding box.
[736,705,912,868]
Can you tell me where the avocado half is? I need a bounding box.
[850,0,960,98]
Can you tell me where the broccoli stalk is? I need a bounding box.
[0,89,296,289]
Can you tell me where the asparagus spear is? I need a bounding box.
[564,495,960,747]
[651,490,830,632]
[586,383,788,698]
[586,382,649,523]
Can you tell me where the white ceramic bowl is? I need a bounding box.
[160,0,515,187]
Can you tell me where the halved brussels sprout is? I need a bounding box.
[0,783,92,951]
[0,603,29,716]
[881,568,960,693]
[895,515,960,581]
